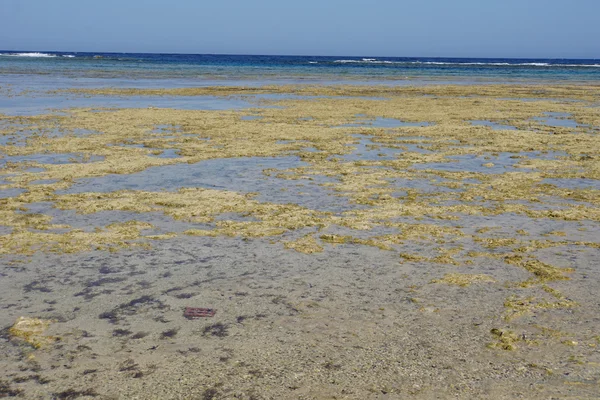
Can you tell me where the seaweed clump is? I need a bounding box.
[160,328,179,339]
[284,234,324,254]
[202,323,229,337]
[0,379,23,397]
[112,328,132,337]
[488,328,521,351]
[504,255,573,282]
[52,388,98,399]
[431,273,495,287]
[99,295,166,324]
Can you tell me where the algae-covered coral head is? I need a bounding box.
[8,317,56,349]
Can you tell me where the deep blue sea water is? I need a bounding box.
[1,51,600,83]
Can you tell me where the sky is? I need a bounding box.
[0,0,599,58]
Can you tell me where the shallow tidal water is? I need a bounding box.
[1,76,599,399]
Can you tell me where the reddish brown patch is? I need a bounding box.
[184,307,216,319]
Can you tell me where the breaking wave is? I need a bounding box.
[0,52,76,58]
[0,52,58,58]
[331,59,600,68]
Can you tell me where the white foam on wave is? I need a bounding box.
[560,64,600,68]
[439,62,511,66]
[332,59,600,68]
[0,52,57,58]
[334,59,393,64]
[62,55,75,58]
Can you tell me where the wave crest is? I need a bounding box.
[0,52,58,58]
[331,59,600,68]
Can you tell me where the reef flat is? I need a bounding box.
[1,84,599,399]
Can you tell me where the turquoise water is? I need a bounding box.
[1,51,600,83]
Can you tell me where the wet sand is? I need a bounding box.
[1,83,599,399]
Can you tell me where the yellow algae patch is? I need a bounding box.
[544,230,568,238]
[398,253,427,262]
[3,84,600,220]
[61,84,600,102]
[431,273,495,287]
[317,234,393,250]
[0,82,598,270]
[398,246,463,264]
[146,232,178,240]
[55,188,327,240]
[183,229,219,237]
[0,221,154,255]
[503,294,578,321]
[430,247,463,265]
[488,328,523,351]
[9,317,56,349]
[504,255,574,282]
[319,234,354,245]
[284,234,324,254]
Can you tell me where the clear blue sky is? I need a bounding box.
[1,0,598,58]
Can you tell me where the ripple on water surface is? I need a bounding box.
[337,115,432,128]
[470,120,517,130]
[60,156,353,213]
[0,94,257,116]
[412,151,567,174]
[533,112,589,129]
[0,153,105,167]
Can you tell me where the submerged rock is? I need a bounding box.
[8,317,56,348]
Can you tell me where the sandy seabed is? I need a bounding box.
[1,83,599,399]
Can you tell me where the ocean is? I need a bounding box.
[1,51,600,84]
